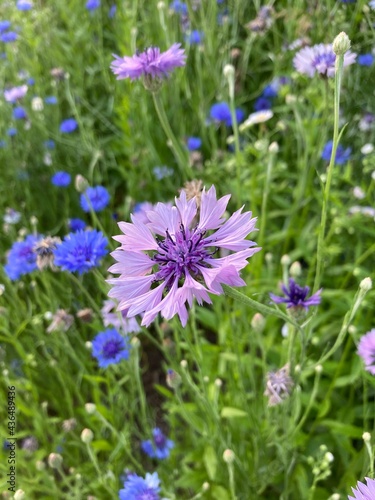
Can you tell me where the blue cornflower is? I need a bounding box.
[7,128,17,136]
[86,0,100,10]
[210,102,245,126]
[54,230,108,274]
[186,30,204,45]
[44,96,57,104]
[254,97,272,112]
[186,136,202,151]
[119,472,161,500]
[68,218,86,232]
[27,77,34,86]
[169,1,188,14]
[44,139,55,149]
[109,5,116,17]
[13,106,27,120]
[270,278,321,310]
[80,186,110,213]
[0,21,11,33]
[321,140,352,165]
[59,118,78,134]
[0,140,6,147]
[51,171,71,187]
[358,54,374,66]
[4,234,41,280]
[141,428,174,460]
[262,83,278,98]
[92,329,130,368]
[16,0,33,10]
[1,32,18,43]
[153,165,174,180]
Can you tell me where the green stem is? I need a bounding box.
[152,92,190,178]
[314,54,344,292]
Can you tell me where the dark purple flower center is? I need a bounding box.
[138,491,159,500]
[102,340,122,359]
[313,52,335,74]
[153,432,166,449]
[287,282,309,305]
[152,224,212,287]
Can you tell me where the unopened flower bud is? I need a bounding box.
[324,452,334,463]
[202,482,210,491]
[268,141,279,154]
[214,378,223,388]
[85,403,96,414]
[315,364,323,374]
[251,313,265,333]
[14,490,26,500]
[81,428,94,444]
[223,64,235,78]
[48,453,63,469]
[360,277,372,292]
[180,359,188,369]
[362,432,371,442]
[281,254,291,266]
[332,32,351,56]
[36,460,46,471]
[223,449,235,463]
[289,261,302,278]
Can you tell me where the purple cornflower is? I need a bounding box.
[321,140,352,165]
[358,54,374,66]
[349,477,375,500]
[68,218,86,232]
[110,44,186,85]
[54,230,108,274]
[51,171,71,187]
[101,299,141,334]
[4,234,41,280]
[80,185,110,213]
[59,118,78,133]
[92,328,130,368]
[141,428,174,460]
[119,472,161,500]
[4,85,28,103]
[293,43,357,78]
[107,186,260,327]
[357,329,375,375]
[86,0,100,10]
[186,136,202,151]
[1,32,18,43]
[270,278,321,310]
[210,102,245,127]
[264,364,294,406]
[16,0,33,10]
[13,106,27,120]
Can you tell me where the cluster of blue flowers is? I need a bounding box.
[0,20,18,43]
[210,102,245,127]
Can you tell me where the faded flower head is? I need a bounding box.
[180,179,203,207]
[47,309,74,333]
[34,236,61,270]
[141,428,174,460]
[270,278,322,311]
[101,299,141,334]
[293,43,356,78]
[357,329,375,375]
[349,477,375,500]
[107,186,260,327]
[54,230,108,274]
[110,43,186,91]
[264,364,294,406]
[119,472,161,500]
[92,328,130,368]
[21,436,38,452]
[4,85,28,103]
[62,418,77,432]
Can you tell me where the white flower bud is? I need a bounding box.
[223,64,235,79]
[362,432,371,442]
[31,97,44,111]
[360,277,372,292]
[48,453,63,469]
[268,141,279,154]
[332,32,351,56]
[85,403,96,415]
[251,313,266,333]
[223,449,235,463]
[214,378,223,388]
[324,451,334,463]
[14,490,26,500]
[281,254,291,266]
[315,364,323,374]
[74,175,89,193]
[289,261,302,278]
[81,428,94,444]
[180,359,188,368]
[361,143,374,155]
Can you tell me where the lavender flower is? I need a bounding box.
[119,472,161,500]
[51,171,71,187]
[357,329,375,375]
[107,186,260,327]
[270,278,321,310]
[141,428,174,460]
[293,43,357,78]
[264,364,294,406]
[80,186,110,213]
[4,85,28,103]
[4,234,41,280]
[321,140,352,165]
[349,477,375,500]
[101,299,141,334]
[110,44,186,87]
[3,208,21,224]
[92,328,130,368]
[54,230,108,274]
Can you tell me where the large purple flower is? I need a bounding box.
[357,329,375,375]
[270,278,321,310]
[110,43,186,81]
[349,477,375,500]
[108,186,260,327]
[293,43,357,78]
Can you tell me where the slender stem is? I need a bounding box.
[227,461,237,500]
[314,55,344,292]
[152,92,190,178]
